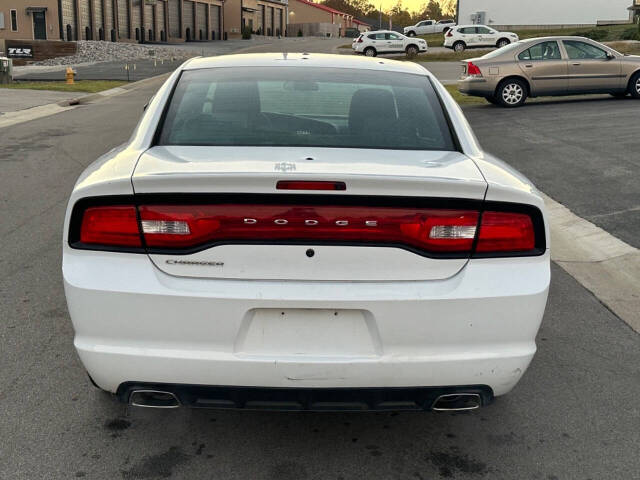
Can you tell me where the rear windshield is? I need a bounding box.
[158,66,456,151]
[480,41,523,59]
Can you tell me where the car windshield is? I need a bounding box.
[481,41,523,59]
[158,66,456,151]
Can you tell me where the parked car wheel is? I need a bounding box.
[406,31,416,37]
[406,45,419,57]
[497,79,528,108]
[496,38,510,48]
[453,41,466,52]
[630,72,640,99]
[364,47,377,57]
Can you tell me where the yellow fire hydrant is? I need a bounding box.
[65,66,75,84]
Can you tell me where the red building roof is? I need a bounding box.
[293,0,352,17]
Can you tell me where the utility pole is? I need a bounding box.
[379,4,382,30]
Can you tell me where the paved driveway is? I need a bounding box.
[464,97,640,248]
[0,78,638,480]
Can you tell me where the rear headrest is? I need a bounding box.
[212,81,261,114]
[348,88,397,136]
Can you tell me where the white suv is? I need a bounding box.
[353,30,428,57]
[444,25,519,52]
[404,19,455,37]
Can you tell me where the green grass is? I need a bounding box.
[607,42,640,55]
[413,49,493,62]
[0,80,127,93]
[444,84,488,105]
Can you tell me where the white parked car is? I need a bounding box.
[63,53,549,411]
[352,30,428,57]
[444,24,519,52]
[404,19,456,37]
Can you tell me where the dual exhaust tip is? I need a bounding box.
[129,389,180,408]
[430,393,482,411]
[128,389,482,411]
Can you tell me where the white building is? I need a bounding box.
[457,0,634,29]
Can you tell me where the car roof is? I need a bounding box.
[518,36,602,43]
[365,30,396,34]
[183,53,431,76]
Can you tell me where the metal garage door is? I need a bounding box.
[168,0,180,38]
[156,2,166,41]
[275,8,282,36]
[256,5,263,35]
[79,0,91,39]
[183,1,195,40]
[61,0,77,40]
[131,0,142,40]
[144,3,154,40]
[196,2,206,40]
[266,6,273,36]
[117,0,129,39]
[104,0,114,38]
[210,5,220,39]
[93,0,103,39]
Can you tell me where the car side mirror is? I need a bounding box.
[606,52,615,60]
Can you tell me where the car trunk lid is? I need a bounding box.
[132,146,487,281]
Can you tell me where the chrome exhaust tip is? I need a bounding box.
[431,393,482,411]
[129,389,180,408]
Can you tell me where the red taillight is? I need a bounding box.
[357,36,363,43]
[138,204,479,253]
[72,201,541,256]
[467,62,482,76]
[476,212,535,253]
[446,30,453,37]
[79,205,142,247]
[276,180,346,191]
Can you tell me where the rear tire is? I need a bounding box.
[406,45,419,57]
[496,38,510,48]
[453,41,465,52]
[629,72,640,99]
[496,78,528,108]
[364,47,377,57]
[407,31,416,37]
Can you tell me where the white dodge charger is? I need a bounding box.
[63,53,549,411]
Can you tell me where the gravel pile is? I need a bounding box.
[32,41,197,66]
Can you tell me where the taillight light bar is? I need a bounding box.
[70,198,544,258]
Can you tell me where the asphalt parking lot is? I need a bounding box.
[1,78,639,479]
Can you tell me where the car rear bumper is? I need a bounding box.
[64,250,550,398]
[116,383,494,411]
[458,77,495,97]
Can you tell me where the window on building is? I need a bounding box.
[11,9,18,31]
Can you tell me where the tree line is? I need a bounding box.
[322,0,457,27]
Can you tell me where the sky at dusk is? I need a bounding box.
[369,0,454,15]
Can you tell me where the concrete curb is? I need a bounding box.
[57,71,172,107]
[543,193,640,333]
